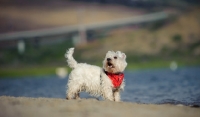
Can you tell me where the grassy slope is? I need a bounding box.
[0,66,56,77]
[78,7,200,59]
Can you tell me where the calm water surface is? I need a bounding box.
[0,67,200,106]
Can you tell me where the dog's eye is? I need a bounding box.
[114,56,117,59]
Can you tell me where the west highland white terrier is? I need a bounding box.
[65,48,127,102]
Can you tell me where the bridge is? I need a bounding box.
[0,11,168,42]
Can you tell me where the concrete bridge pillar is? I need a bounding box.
[72,26,87,46]
[79,26,87,45]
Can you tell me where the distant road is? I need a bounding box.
[0,11,168,41]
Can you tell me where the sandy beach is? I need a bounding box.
[0,96,199,117]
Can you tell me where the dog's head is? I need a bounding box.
[103,51,127,73]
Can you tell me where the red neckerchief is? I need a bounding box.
[104,70,124,88]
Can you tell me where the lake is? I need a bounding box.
[0,67,200,106]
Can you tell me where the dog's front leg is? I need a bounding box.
[113,90,121,102]
[105,91,114,101]
[102,88,114,101]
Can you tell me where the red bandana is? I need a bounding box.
[105,71,124,88]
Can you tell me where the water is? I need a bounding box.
[0,67,200,106]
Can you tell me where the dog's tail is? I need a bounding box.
[65,48,78,69]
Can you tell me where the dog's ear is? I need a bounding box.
[116,51,126,59]
[107,51,114,54]
[116,51,121,57]
[122,53,126,60]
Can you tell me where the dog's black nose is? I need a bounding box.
[107,58,111,61]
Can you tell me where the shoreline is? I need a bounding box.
[0,96,199,117]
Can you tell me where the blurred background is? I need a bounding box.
[0,0,200,76]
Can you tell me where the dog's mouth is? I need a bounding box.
[107,62,114,68]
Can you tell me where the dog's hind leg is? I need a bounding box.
[75,92,80,99]
[66,85,81,100]
[66,89,74,100]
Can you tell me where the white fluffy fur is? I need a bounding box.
[65,48,127,102]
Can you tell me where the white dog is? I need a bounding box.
[65,48,127,102]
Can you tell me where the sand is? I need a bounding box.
[0,96,199,117]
